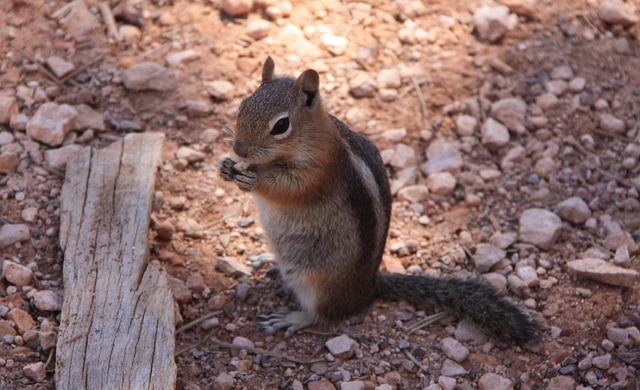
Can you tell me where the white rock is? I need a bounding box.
[519,209,562,250]
[478,373,513,390]
[348,72,376,98]
[536,93,560,110]
[215,257,252,277]
[569,77,586,92]
[185,99,211,117]
[44,144,83,171]
[592,354,611,370]
[213,372,235,390]
[598,0,639,26]
[218,0,253,16]
[200,128,221,143]
[57,0,99,39]
[533,156,556,177]
[454,320,488,344]
[390,143,416,169]
[246,19,273,40]
[551,65,574,80]
[325,334,358,359]
[321,34,348,56]
[206,80,235,101]
[119,25,141,42]
[10,113,29,131]
[455,115,477,136]
[397,184,429,203]
[73,104,105,131]
[607,328,629,346]
[21,207,38,223]
[377,69,401,89]
[379,88,398,102]
[46,56,75,79]
[439,337,469,363]
[390,166,418,195]
[516,266,539,287]
[26,103,78,147]
[121,62,178,92]
[567,258,638,287]
[437,376,456,390]
[482,272,508,293]
[380,128,407,142]
[0,97,18,124]
[489,232,517,249]
[176,146,205,162]
[0,225,30,249]
[341,381,365,390]
[33,290,63,311]
[423,147,463,175]
[479,169,500,181]
[613,245,630,267]
[594,98,610,111]
[440,358,466,376]
[2,260,33,286]
[165,50,201,67]
[545,80,569,96]
[556,197,591,224]
[473,5,510,42]
[612,37,631,54]
[232,336,255,349]
[491,98,527,134]
[599,113,626,134]
[38,331,57,351]
[498,0,536,18]
[473,243,506,273]
[481,118,510,149]
[23,362,46,383]
[427,172,456,195]
[0,152,19,174]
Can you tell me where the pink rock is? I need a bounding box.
[568,258,638,287]
[26,103,78,147]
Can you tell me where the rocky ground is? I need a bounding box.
[1,0,640,389]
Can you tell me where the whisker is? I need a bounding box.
[219,124,236,141]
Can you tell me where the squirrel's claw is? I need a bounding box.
[219,158,257,191]
[256,311,314,337]
[219,158,236,182]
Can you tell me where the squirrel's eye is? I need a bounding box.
[270,117,290,136]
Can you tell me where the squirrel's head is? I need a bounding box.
[233,57,332,165]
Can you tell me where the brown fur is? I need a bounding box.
[221,57,540,345]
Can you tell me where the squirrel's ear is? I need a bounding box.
[295,69,320,109]
[262,56,275,84]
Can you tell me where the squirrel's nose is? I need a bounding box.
[233,142,248,158]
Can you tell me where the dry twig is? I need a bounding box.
[59,53,104,84]
[403,349,429,374]
[410,77,428,130]
[97,2,120,42]
[20,51,62,86]
[176,310,223,334]
[176,338,324,364]
[592,128,629,142]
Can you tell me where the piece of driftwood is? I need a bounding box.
[56,132,176,390]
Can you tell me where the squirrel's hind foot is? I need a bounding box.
[256,311,314,338]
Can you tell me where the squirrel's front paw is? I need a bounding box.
[219,158,257,192]
[219,158,237,182]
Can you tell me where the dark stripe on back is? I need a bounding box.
[331,116,392,268]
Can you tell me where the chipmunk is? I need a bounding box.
[219,57,540,345]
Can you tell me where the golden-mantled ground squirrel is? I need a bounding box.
[220,57,540,345]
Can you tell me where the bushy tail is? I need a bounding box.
[375,273,540,345]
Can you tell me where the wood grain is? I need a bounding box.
[56,132,176,390]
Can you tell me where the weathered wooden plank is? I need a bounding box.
[56,132,176,390]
